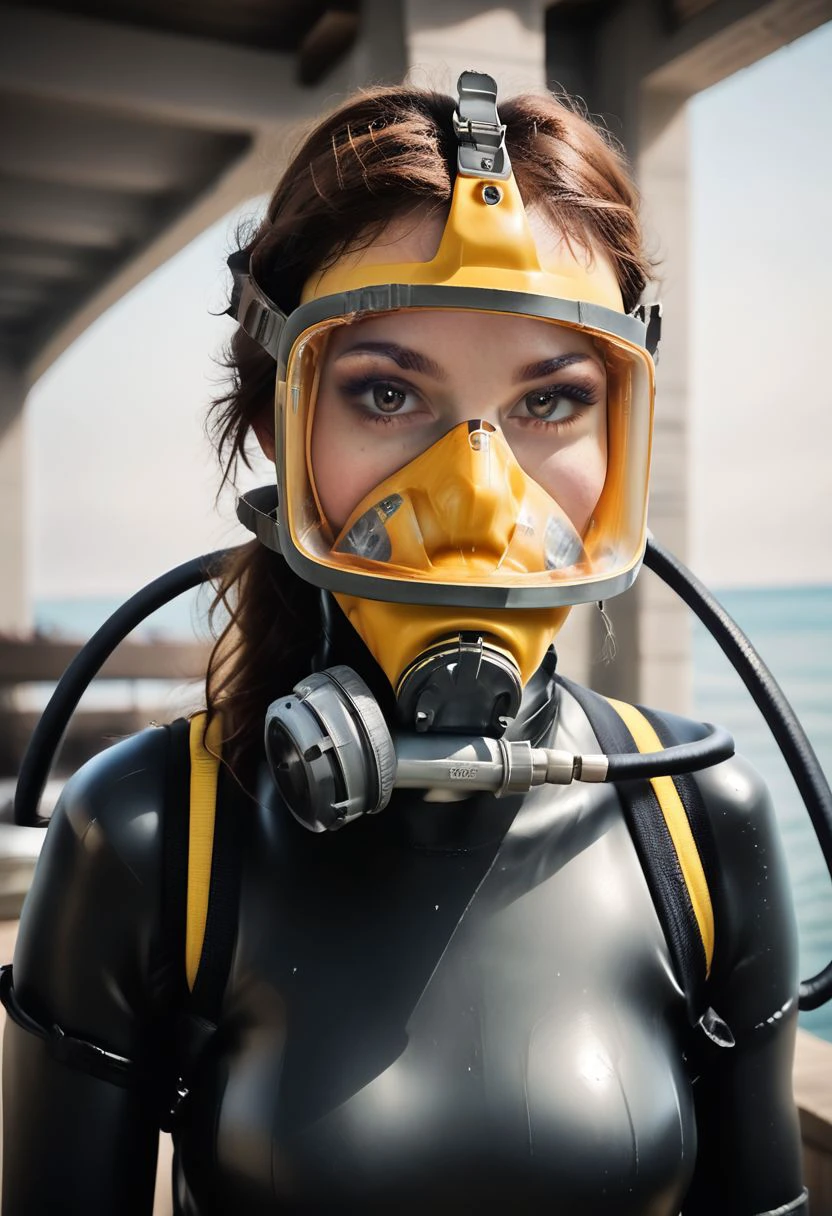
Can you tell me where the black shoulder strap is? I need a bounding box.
[636,702,721,946]
[160,716,242,1128]
[189,759,243,1025]
[557,676,716,1026]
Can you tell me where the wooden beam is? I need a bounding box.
[0,638,210,684]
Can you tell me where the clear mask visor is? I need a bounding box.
[278,306,654,602]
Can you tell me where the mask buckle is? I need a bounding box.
[632,300,662,364]
[237,485,282,553]
[453,70,511,180]
[226,250,287,361]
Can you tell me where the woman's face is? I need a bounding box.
[306,212,611,537]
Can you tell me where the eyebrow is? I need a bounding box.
[335,341,447,380]
[515,353,598,382]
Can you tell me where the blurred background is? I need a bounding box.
[0,0,830,1052]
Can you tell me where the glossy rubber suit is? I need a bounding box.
[2,624,807,1216]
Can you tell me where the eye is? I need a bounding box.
[339,374,424,420]
[525,390,574,421]
[512,385,595,424]
[372,383,409,413]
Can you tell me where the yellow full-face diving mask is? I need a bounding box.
[233,71,659,734]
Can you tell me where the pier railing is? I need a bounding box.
[795,1028,832,1208]
[0,636,210,776]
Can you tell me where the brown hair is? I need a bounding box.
[206,84,654,777]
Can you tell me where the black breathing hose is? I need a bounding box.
[603,725,735,780]
[644,537,832,1011]
[13,549,234,829]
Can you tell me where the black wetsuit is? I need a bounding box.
[2,658,807,1215]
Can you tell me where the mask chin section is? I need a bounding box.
[395,633,523,737]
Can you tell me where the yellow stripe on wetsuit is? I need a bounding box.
[186,712,223,992]
[606,697,715,976]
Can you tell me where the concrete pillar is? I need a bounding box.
[636,90,692,713]
[351,0,409,84]
[0,367,27,636]
[584,90,693,715]
[588,89,692,715]
[544,4,693,712]
[403,0,547,93]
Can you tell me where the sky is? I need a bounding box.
[23,19,832,600]
[688,20,832,587]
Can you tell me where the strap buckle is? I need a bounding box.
[236,485,282,554]
[160,1079,191,1131]
[226,250,286,362]
[632,301,662,363]
[453,71,511,180]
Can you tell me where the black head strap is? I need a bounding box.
[236,485,281,553]
[632,301,662,363]
[225,250,250,320]
[224,252,286,360]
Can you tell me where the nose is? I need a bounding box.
[420,421,520,565]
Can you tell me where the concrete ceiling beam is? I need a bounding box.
[582,0,831,157]
[0,238,103,283]
[646,0,832,94]
[646,0,832,89]
[0,281,55,306]
[0,94,250,194]
[0,4,334,132]
[0,177,174,249]
[23,128,295,385]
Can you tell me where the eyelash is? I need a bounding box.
[338,375,600,427]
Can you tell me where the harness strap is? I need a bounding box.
[163,718,191,1004]
[186,713,223,992]
[161,712,243,1129]
[606,696,715,973]
[183,711,244,1027]
[558,676,715,1024]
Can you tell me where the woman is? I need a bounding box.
[2,74,807,1215]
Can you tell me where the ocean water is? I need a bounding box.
[32,586,832,1042]
[691,585,832,1044]
[34,587,213,643]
